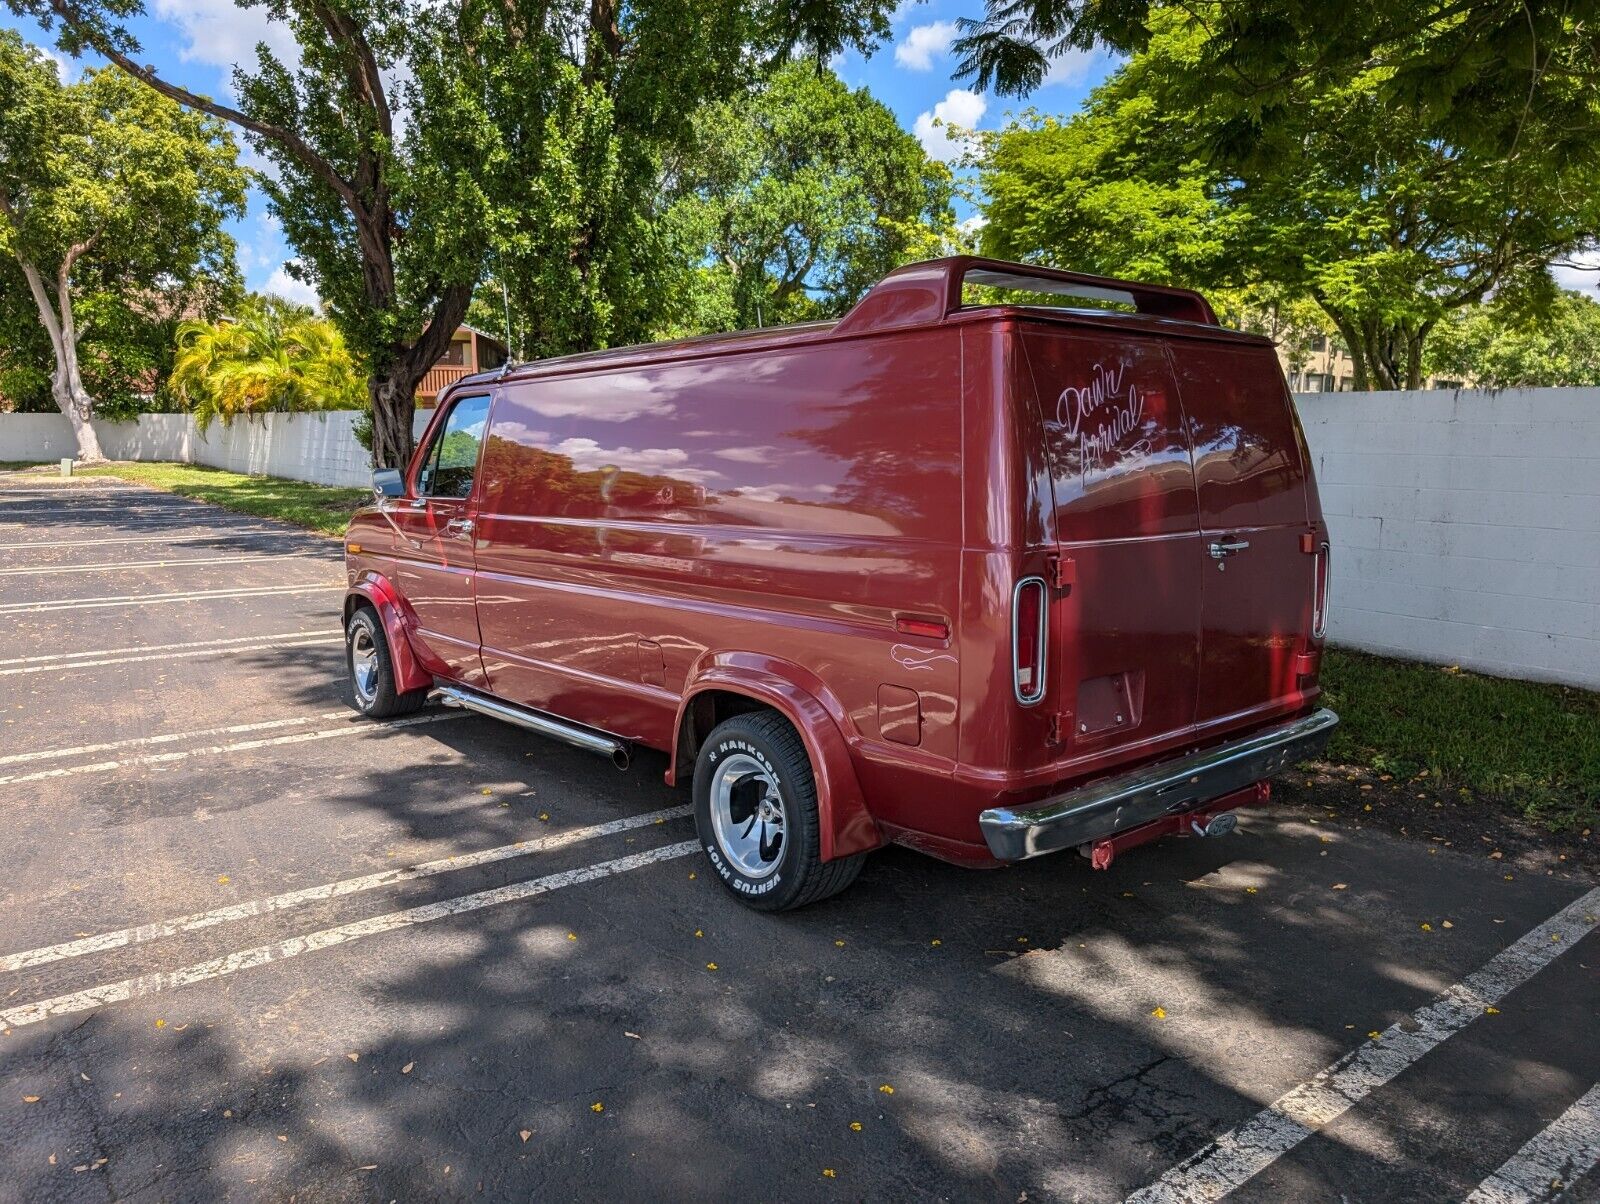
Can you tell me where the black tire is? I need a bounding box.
[345,606,429,719]
[692,710,867,911]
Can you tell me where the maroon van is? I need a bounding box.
[342,257,1336,910]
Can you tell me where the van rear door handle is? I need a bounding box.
[1208,538,1250,558]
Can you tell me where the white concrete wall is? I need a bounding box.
[0,410,430,488]
[1296,388,1600,690]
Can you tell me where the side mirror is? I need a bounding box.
[372,467,405,499]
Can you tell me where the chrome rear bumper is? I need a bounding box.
[978,708,1339,862]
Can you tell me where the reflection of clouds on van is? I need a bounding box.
[553,436,725,485]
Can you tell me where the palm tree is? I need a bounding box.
[170,294,366,428]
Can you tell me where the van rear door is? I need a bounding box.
[1023,328,1203,760]
[1168,343,1315,737]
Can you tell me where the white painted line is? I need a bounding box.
[0,841,700,1030]
[1125,886,1600,1204]
[0,710,464,785]
[0,709,353,767]
[0,531,293,550]
[0,629,334,669]
[0,552,321,577]
[1465,1084,1600,1204]
[0,635,340,677]
[0,806,693,973]
[0,582,341,614]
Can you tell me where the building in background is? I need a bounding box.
[1279,334,1466,392]
[417,326,508,408]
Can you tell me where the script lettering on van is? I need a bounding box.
[1052,361,1152,476]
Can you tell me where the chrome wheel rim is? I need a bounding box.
[708,753,785,879]
[350,625,379,705]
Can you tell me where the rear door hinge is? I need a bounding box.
[1047,554,1076,590]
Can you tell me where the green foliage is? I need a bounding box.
[170,294,367,429]
[1424,290,1600,388]
[658,63,957,334]
[954,0,1600,169]
[976,9,1600,390]
[1320,649,1600,831]
[77,461,367,536]
[0,34,245,438]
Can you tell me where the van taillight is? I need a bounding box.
[1311,542,1330,639]
[1012,577,1048,704]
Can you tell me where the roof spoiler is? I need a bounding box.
[833,256,1218,335]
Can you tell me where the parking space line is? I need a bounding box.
[0,582,341,614]
[1124,886,1600,1204]
[1464,1083,1600,1203]
[0,841,699,1031]
[0,630,335,671]
[0,709,353,766]
[0,553,321,577]
[0,710,464,785]
[0,805,693,973]
[0,635,340,677]
[0,532,294,550]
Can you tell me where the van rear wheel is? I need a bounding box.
[346,607,429,719]
[692,711,866,911]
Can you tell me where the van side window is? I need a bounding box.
[417,394,491,498]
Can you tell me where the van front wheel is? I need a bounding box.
[692,711,865,911]
[346,607,429,719]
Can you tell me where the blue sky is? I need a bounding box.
[1,1,1115,305]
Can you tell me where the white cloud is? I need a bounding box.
[265,263,320,308]
[958,214,988,236]
[1552,247,1600,296]
[894,21,959,71]
[1040,47,1106,88]
[914,89,987,163]
[152,0,300,77]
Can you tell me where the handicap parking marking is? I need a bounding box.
[1125,885,1600,1204]
[0,709,466,786]
[0,630,341,676]
[0,581,342,614]
[0,552,326,577]
[0,840,700,1031]
[0,805,693,974]
[1464,1083,1600,1204]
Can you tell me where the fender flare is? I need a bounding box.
[672,655,882,862]
[344,573,432,695]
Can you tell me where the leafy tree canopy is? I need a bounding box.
[169,293,367,428]
[977,9,1600,389]
[0,32,245,455]
[655,62,958,335]
[1425,290,1600,388]
[954,0,1600,166]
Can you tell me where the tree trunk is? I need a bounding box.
[368,371,418,472]
[15,255,106,462]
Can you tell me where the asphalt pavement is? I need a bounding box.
[1,472,1596,1203]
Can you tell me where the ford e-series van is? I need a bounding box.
[342,257,1337,910]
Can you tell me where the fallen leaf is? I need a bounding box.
[688,871,696,880]
[1245,887,1258,895]
[1420,922,1433,932]
[1151,1007,1167,1019]
[834,940,845,947]
[1442,921,1453,929]
[217,875,230,885]
[1490,850,1503,860]
[693,929,703,938]
[706,962,718,971]
[591,1102,604,1113]
[1485,1006,1500,1016]
[277,1135,288,1142]
[538,813,550,822]
[849,1121,862,1132]
[1368,1031,1381,1039]
[154,1020,165,1029]
[48,1154,55,1165]
[359,1164,378,1171]
[930,939,942,946]
[519,1130,532,1143]
[566,933,577,942]
[401,1062,414,1074]
[822,1168,837,1179]
[624,1032,641,1040]
[1332,883,1348,891]
[79,1073,90,1082]
[879,1084,895,1095]
[23,1095,39,1103]
[481,788,493,795]
[223,1110,233,1118]
[346,1053,359,1063]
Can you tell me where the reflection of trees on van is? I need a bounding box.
[481,436,706,520]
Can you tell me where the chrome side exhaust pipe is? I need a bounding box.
[435,685,632,770]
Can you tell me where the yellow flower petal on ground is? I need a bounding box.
[850,1121,862,1132]
[1485,1006,1501,1015]
[591,1102,604,1113]
[1151,1007,1166,1019]
[878,1084,894,1094]
[706,962,718,971]
[822,1168,837,1179]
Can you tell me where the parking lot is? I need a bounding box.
[0,472,1596,1202]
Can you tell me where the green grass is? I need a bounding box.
[75,462,368,537]
[1320,648,1600,830]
